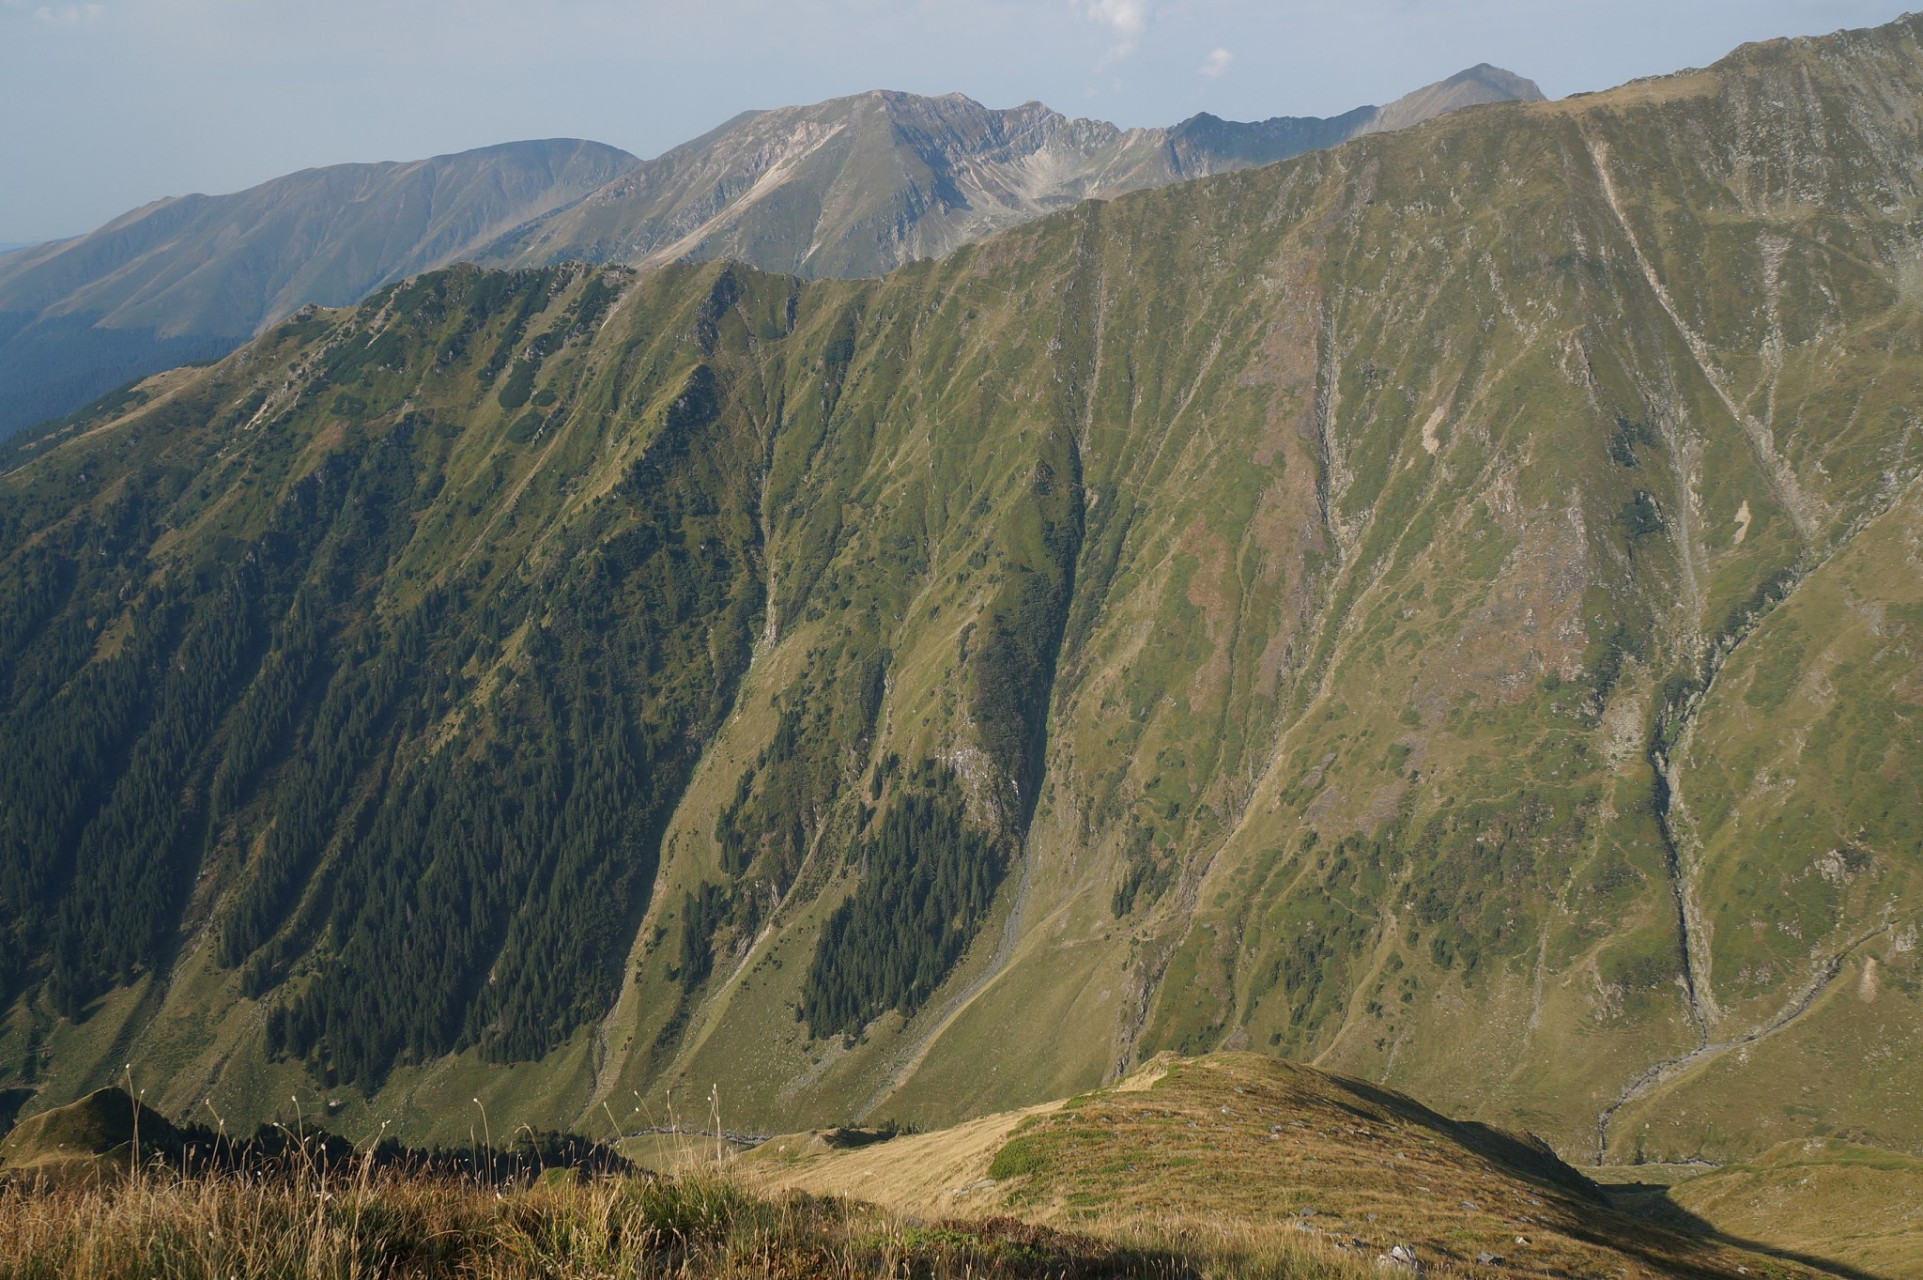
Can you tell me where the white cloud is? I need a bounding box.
[32,3,104,25]
[1198,47,1233,79]
[1077,0,1148,59]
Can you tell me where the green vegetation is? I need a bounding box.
[801,764,1006,1038]
[988,1134,1050,1180]
[1,13,1922,1178]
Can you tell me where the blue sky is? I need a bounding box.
[0,0,1908,244]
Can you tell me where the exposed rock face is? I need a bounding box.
[484,68,1545,280]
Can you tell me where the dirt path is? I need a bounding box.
[740,1099,1060,1219]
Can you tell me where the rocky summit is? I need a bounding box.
[482,64,1544,281]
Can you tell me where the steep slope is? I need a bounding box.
[0,14,1917,1185]
[483,69,1543,280]
[0,140,640,436]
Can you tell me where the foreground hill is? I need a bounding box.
[0,140,641,435]
[744,1052,1829,1278]
[0,69,1538,436]
[0,1058,1848,1278]
[0,11,1918,1185]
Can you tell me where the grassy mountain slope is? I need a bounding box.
[483,69,1543,282]
[1662,1139,1923,1277]
[743,1053,1822,1279]
[0,14,1918,1184]
[0,140,640,435]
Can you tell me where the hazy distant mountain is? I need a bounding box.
[1361,62,1542,132]
[0,69,1538,436]
[485,66,1545,279]
[0,140,639,434]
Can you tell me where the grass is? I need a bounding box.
[744,1053,1833,1280]
[0,1156,1432,1280]
[0,1163,1215,1280]
[1658,1140,1923,1279]
[0,1081,1371,1280]
[3,1067,1891,1280]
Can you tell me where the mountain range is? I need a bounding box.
[1,11,1919,1200]
[481,64,1542,278]
[0,140,640,436]
[0,66,1539,438]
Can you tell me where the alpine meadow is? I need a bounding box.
[2,11,1922,1278]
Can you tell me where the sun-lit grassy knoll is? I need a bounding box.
[0,1079,1379,1279]
[2,1057,1891,1278]
[743,1054,1831,1279]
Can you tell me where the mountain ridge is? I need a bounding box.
[0,12,1917,1193]
[0,139,642,435]
[0,67,1541,437]
[483,66,1545,279]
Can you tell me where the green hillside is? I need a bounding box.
[0,13,1919,1185]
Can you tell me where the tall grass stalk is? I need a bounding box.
[0,1163,1396,1279]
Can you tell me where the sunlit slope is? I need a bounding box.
[0,15,1918,1171]
[630,16,1923,1159]
[1667,1139,1923,1278]
[742,1053,1819,1280]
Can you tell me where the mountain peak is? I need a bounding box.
[1368,63,1545,133]
[0,70,1539,433]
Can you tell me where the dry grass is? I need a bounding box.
[744,1054,1833,1280]
[1661,1139,1923,1278]
[0,1160,1387,1280]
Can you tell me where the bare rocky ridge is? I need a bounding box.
[483,67,1545,280]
